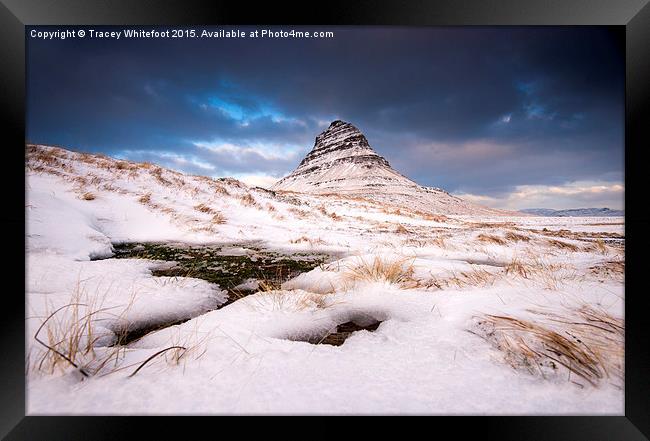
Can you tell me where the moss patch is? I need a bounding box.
[112,242,328,299]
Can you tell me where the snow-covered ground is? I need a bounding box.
[26,145,624,414]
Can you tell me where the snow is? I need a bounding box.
[25,144,624,415]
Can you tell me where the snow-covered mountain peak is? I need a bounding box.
[272,120,415,193]
[272,120,509,216]
[296,119,390,169]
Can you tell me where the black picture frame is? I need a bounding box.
[2,0,648,439]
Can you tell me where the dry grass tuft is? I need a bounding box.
[379,205,449,223]
[290,236,326,246]
[80,192,96,201]
[194,203,215,214]
[212,184,230,196]
[418,212,449,222]
[29,285,133,378]
[240,193,258,207]
[547,239,580,252]
[138,193,152,204]
[593,238,608,254]
[478,234,506,245]
[318,206,341,221]
[503,256,573,290]
[472,305,623,388]
[343,256,415,286]
[432,268,497,290]
[72,176,88,186]
[394,224,411,234]
[211,212,227,225]
[27,145,66,168]
[430,236,449,249]
[454,268,496,288]
[150,168,173,186]
[589,260,624,281]
[162,325,211,369]
[254,289,332,312]
[296,293,330,310]
[504,257,530,278]
[382,207,402,216]
[505,231,531,242]
[288,207,311,219]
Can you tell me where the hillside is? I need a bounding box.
[25,143,624,415]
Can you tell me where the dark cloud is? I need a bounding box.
[27,26,623,206]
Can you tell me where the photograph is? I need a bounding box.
[25,25,625,415]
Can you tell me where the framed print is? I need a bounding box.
[2,0,649,439]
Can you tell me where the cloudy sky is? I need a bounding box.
[27,26,624,210]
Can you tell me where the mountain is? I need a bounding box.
[271,120,507,216]
[520,208,624,217]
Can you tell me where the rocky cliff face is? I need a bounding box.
[272,120,507,216]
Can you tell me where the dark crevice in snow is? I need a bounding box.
[288,319,384,346]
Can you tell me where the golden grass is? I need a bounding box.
[212,185,230,196]
[430,236,449,249]
[416,212,449,222]
[448,268,497,289]
[29,284,131,378]
[329,211,341,221]
[318,206,341,221]
[240,193,258,207]
[296,292,330,310]
[80,192,96,201]
[472,305,623,387]
[477,234,506,245]
[379,205,449,223]
[418,267,497,290]
[505,231,531,242]
[504,257,530,278]
[254,289,331,311]
[547,239,580,252]
[211,212,227,225]
[394,224,411,234]
[595,238,607,253]
[529,228,624,241]
[589,260,624,281]
[138,193,152,204]
[343,255,415,286]
[26,145,66,167]
[150,168,173,186]
[194,203,215,214]
[382,207,402,216]
[504,256,573,290]
[87,174,103,186]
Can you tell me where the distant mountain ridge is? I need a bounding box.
[520,208,624,217]
[272,120,511,216]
